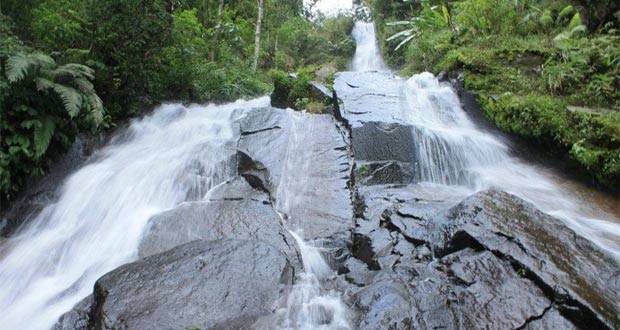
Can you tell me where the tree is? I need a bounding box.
[253,0,264,72]
[87,0,173,117]
[210,0,225,62]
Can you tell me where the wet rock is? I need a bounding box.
[334,71,404,126]
[432,189,620,329]
[236,108,353,240]
[343,257,377,286]
[352,122,415,164]
[523,308,577,330]
[403,248,551,330]
[354,276,412,330]
[352,122,417,186]
[357,161,414,185]
[53,295,93,330]
[83,239,292,330]
[138,178,299,266]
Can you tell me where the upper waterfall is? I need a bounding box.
[351,21,386,72]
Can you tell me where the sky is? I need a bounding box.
[305,0,354,16]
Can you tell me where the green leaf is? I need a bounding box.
[569,13,582,31]
[33,116,55,157]
[35,77,55,91]
[558,6,574,20]
[5,54,31,83]
[52,84,82,117]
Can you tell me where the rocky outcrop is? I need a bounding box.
[344,186,620,330]
[138,177,300,266]
[236,107,354,240]
[59,239,293,330]
[51,76,619,330]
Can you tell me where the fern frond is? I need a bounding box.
[35,77,55,91]
[33,116,55,158]
[5,54,32,83]
[73,77,95,93]
[59,63,95,80]
[86,94,105,125]
[31,53,56,69]
[52,84,83,117]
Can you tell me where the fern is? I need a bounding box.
[34,77,55,91]
[5,54,32,83]
[33,116,56,158]
[73,77,94,93]
[52,84,83,117]
[85,94,105,125]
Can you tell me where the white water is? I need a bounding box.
[352,22,620,258]
[352,22,386,72]
[0,97,270,330]
[275,112,351,330]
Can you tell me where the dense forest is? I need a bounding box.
[371,0,620,192]
[0,0,355,200]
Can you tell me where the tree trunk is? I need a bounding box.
[252,0,264,72]
[210,0,225,62]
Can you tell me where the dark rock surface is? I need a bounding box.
[432,189,620,329]
[53,295,94,330]
[138,177,300,266]
[333,71,404,127]
[346,185,620,330]
[236,107,354,240]
[48,82,619,330]
[59,239,293,330]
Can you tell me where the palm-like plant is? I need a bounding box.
[4,52,104,157]
[386,4,453,51]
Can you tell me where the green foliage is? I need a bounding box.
[375,0,620,190]
[0,0,352,200]
[454,0,520,37]
[87,0,173,118]
[482,94,620,191]
[32,0,87,51]
[386,3,453,51]
[1,51,104,198]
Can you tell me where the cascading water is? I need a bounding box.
[351,23,620,258]
[352,22,386,72]
[0,97,270,330]
[274,111,351,330]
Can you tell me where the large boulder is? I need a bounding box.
[235,108,354,240]
[430,189,620,329]
[58,239,293,330]
[345,185,617,330]
[138,177,300,267]
[333,71,405,127]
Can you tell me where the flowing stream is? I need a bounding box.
[350,21,620,258]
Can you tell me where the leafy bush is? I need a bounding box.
[1,52,104,198]
[454,0,520,37]
[482,94,620,190]
[32,0,87,51]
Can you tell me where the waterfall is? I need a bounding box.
[0,98,269,330]
[349,21,620,258]
[274,112,351,330]
[352,22,386,72]
[401,73,620,258]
